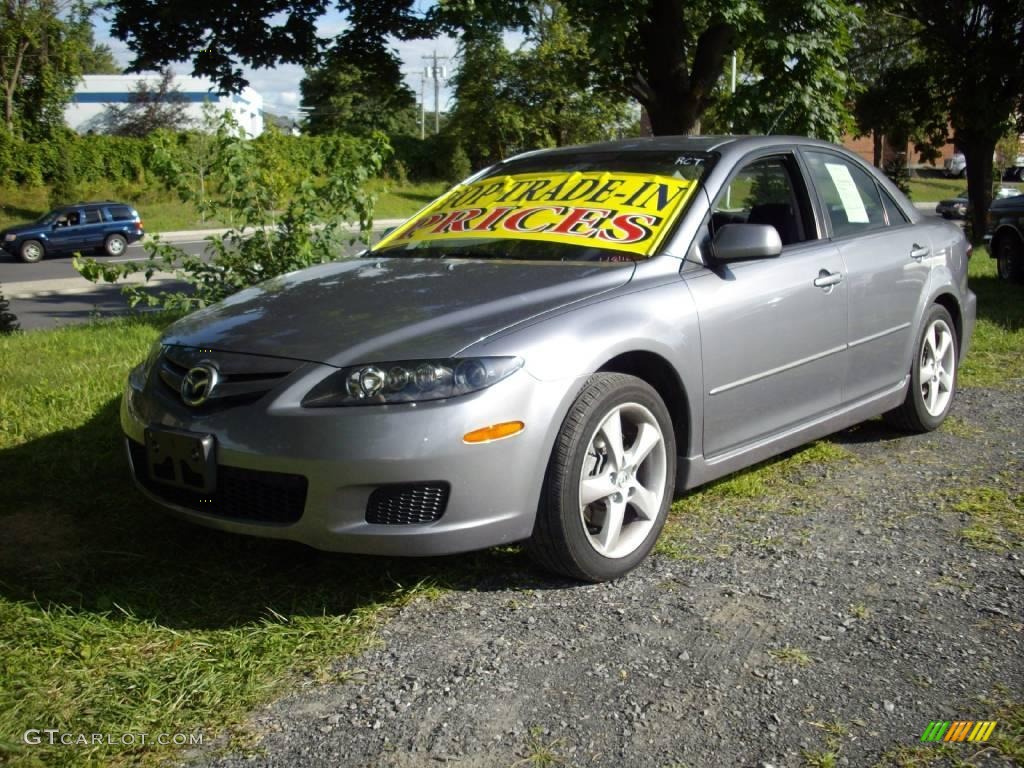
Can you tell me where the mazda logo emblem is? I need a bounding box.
[181,364,219,407]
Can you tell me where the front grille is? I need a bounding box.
[157,346,299,409]
[366,483,450,525]
[128,439,307,524]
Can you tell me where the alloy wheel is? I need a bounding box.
[578,402,667,559]
[919,319,955,417]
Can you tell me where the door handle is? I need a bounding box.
[813,270,843,289]
[910,243,930,260]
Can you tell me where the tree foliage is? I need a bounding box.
[107,0,860,137]
[889,0,1024,241]
[75,114,390,311]
[300,43,418,137]
[1,0,112,139]
[448,2,632,168]
[101,68,193,137]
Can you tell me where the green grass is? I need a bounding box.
[0,179,443,234]
[960,247,1024,388]
[366,178,448,219]
[906,176,970,203]
[768,646,814,666]
[0,316,524,767]
[949,486,1024,552]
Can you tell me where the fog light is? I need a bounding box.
[463,421,525,444]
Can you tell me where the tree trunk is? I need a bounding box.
[873,132,883,168]
[961,136,995,246]
[630,5,735,136]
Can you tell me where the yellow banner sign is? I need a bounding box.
[375,171,696,256]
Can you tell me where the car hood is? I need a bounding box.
[162,257,635,366]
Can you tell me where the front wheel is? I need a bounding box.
[995,235,1024,283]
[19,239,44,263]
[527,373,676,582]
[885,305,958,433]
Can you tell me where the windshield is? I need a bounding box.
[36,210,63,225]
[373,150,714,262]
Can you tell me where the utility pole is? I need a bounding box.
[419,72,426,140]
[422,51,449,135]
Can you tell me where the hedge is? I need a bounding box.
[0,129,468,190]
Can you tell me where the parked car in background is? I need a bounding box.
[936,186,1020,220]
[121,136,975,582]
[944,153,966,178]
[986,192,1024,282]
[0,201,143,263]
[1002,155,1024,182]
[936,190,969,219]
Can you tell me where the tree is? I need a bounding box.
[108,0,431,92]
[507,2,632,146]
[300,43,418,136]
[101,68,192,136]
[448,3,631,167]
[1,0,97,138]
[447,25,524,166]
[891,0,1024,241]
[107,0,859,136]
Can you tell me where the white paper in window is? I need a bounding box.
[825,162,869,223]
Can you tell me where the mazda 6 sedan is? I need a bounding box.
[122,135,976,582]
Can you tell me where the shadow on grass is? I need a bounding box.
[970,271,1024,332]
[0,394,564,634]
[0,202,44,223]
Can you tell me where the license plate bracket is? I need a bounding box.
[144,427,216,493]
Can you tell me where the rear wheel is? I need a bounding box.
[104,234,127,257]
[995,234,1024,283]
[885,305,957,433]
[19,239,43,263]
[527,373,676,582]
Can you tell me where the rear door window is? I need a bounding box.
[83,208,103,224]
[803,151,887,238]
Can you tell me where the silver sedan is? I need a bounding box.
[122,136,976,581]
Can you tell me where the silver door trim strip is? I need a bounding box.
[848,322,911,349]
[708,343,848,396]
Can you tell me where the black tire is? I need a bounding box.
[995,234,1024,283]
[19,239,44,263]
[526,373,677,582]
[884,305,958,433]
[103,234,128,257]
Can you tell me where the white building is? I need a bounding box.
[65,74,264,137]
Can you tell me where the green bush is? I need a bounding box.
[389,134,477,182]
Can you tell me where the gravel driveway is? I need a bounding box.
[195,384,1023,768]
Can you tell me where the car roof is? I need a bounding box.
[511,134,849,160]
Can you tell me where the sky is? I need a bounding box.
[92,7,476,120]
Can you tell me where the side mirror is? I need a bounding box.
[712,223,782,262]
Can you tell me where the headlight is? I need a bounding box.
[302,357,523,407]
[4,234,15,242]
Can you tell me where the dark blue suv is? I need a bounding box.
[1,201,144,263]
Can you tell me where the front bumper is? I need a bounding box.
[122,360,580,556]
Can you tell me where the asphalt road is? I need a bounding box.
[1,239,210,331]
